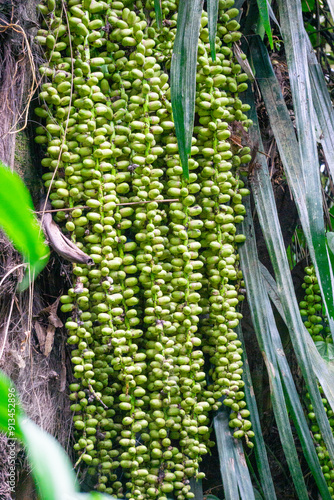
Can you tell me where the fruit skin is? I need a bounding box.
[35,0,252,497]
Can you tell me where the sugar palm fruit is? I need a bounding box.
[35,0,254,497]
[305,387,334,497]
[299,265,330,342]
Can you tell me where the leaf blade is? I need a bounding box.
[154,0,162,29]
[306,35,334,190]
[237,326,277,500]
[19,416,79,500]
[256,0,273,48]
[213,411,240,500]
[0,372,23,439]
[214,408,256,500]
[171,0,204,179]
[238,204,309,499]
[207,0,219,61]
[275,0,334,339]
[243,83,334,478]
[0,162,49,290]
[261,260,334,430]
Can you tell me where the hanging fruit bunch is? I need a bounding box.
[35,0,253,497]
[298,264,334,496]
[306,387,334,497]
[299,265,332,343]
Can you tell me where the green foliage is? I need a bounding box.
[276,0,334,338]
[238,326,277,499]
[19,417,79,500]
[315,341,334,362]
[239,83,334,498]
[207,0,219,60]
[0,161,49,290]
[171,0,204,179]
[214,411,255,500]
[256,0,273,48]
[154,0,162,29]
[0,372,23,440]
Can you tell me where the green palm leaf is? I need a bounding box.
[207,0,219,61]
[171,0,204,179]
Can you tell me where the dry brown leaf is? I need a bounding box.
[34,297,63,356]
[36,297,63,328]
[44,325,55,357]
[48,299,63,328]
[34,321,46,351]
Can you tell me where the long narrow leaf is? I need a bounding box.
[207,0,219,61]
[256,0,273,48]
[272,310,331,499]
[0,371,23,439]
[237,326,277,500]
[214,409,255,500]
[267,1,281,33]
[268,304,331,498]
[250,36,334,340]
[0,162,49,291]
[233,437,256,500]
[244,85,334,468]
[19,417,79,500]
[154,0,162,29]
[214,412,240,500]
[306,35,334,183]
[261,263,334,425]
[171,0,204,179]
[238,200,309,500]
[248,37,308,221]
[275,0,317,180]
[275,0,334,339]
[189,478,203,500]
[239,216,331,499]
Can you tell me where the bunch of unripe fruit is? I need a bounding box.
[306,386,334,498]
[299,265,332,342]
[299,265,334,497]
[35,0,253,497]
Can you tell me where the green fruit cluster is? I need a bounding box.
[299,266,331,342]
[35,0,253,498]
[300,265,334,497]
[307,388,334,498]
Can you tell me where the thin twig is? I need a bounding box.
[258,149,271,158]
[0,263,26,290]
[34,199,180,214]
